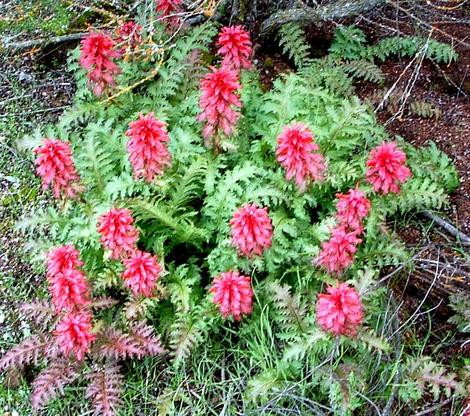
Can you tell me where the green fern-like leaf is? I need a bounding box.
[130,197,208,248]
[277,23,311,68]
[267,281,307,341]
[329,26,368,60]
[342,60,385,84]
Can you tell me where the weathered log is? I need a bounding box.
[423,210,470,245]
[2,32,87,52]
[260,0,387,35]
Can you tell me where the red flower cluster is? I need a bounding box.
[79,31,121,96]
[97,208,139,259]
[366,142,411,194]
[217,26,252,71]
[197,66,241,140]
[34,139,81,199]
[46,246,95,360]
[316,282,364,336]
[230,203,273,257]
[276,123,326,192]
[116,21,142,52]
[210,271,253,320]
[46,246,90,312]
[54,311,96,361]
[155,0,182,28]
[122,250,162,297]
[315,226,362,275]
[126,113,172,182]
[336,187,371,232]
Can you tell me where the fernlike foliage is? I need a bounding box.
[5,15,463,415]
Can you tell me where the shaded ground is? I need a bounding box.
[0,51,75,348]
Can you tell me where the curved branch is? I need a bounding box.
[260,0,387,35]
[2,32,87,52]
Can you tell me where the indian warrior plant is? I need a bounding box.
[2,5,466,415]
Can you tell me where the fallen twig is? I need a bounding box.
[260,0,387,35]
[2,32,87,52]
[423,210,470,245]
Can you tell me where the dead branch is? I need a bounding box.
[2,33,87,53]
[260,0,387,35]
[423,211,470,245]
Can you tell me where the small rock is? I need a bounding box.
[18,71,33,83]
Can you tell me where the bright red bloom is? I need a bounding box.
[315,226,362,275]
[366,142,411,194]
[79,31,121,96]
[122,250,162,297]
[116,21,142,51]
[276,123,326,192]
[46,246,90,312]
[97,208,139,259]
[34,139,81,199]
[230,203,273,257]
[336,187,371,232]
[47,245,83,276]
[217,26,253,71]
[54,311,96,361]
[197,66,241,140]
[155,0,182,27]
[316,282,364,336]
[48,269,90,313]
[209,271,253,320]
[126,113,172,182]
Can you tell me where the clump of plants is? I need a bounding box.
[1,3,466,414]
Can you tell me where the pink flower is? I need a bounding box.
[54,311,96,361]
[155,0,182,27]
[315,226,362,275]
[34,139,81,199]
[122,250,162,297]
[46,246,90,312]
[47,245,83,276]
[217,26,252,71]
[276,123,326,192]
[197,66,241,140]
[116,21,142,51]
[48,269,90,312]
[336,187,371,232]
[209,271,253,320]
[97,208,139,259]
[366,142,411,194]
[126,113,172,182]
[316,282,364,336]
[79,31,121,96]
[230,203,273,257]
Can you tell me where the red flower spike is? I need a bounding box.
[197,66,241,140]
[54,311,96,361]
[210,271,253,320]
[276,123,326,192]
[47,245,83,276]
[315,226,362,275]
[116,21,142,51]
[97,208,139,260]
[230,203,273,257]
[366,142,411,194]
[34,139,81,199]
[336,187,371,233]
[46,246,90,312]
[122,250,162,297]
[126,113,172,182]
[155,0,182,28]
[79,31,121,96]
[217,26,253,71]
[316,282,364,336]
